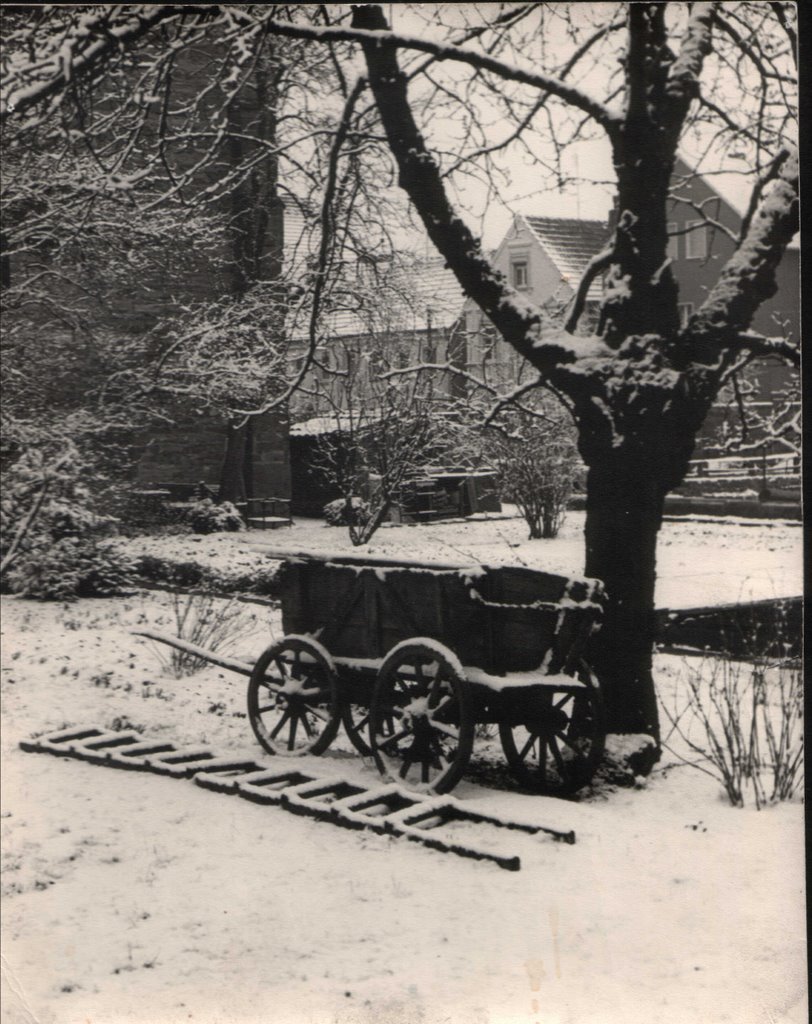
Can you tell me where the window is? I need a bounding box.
[666,222,678,259]
[685,220,707,260]
[678,302,694,327]
[512,260,529,289]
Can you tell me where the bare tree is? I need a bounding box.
[307,329,454,546]
[2,4,799,756]
[1,5,396,500]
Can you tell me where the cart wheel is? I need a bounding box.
[341,703,373,757]
[369,640,474,794]
[248,635,340,757]
[499,660,604,796]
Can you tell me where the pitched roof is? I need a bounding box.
[524,216,608,301]
[313,256,466,339]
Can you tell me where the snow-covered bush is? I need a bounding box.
[186,498,244,534]
[2,442,98,571]
[482,405,578,540]
[6,539,134,601]
[1,440,130,599]
[133,553,280,598]
[323,497,371,528]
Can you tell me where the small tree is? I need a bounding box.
[483,406,578,540]
[308,336,451,546]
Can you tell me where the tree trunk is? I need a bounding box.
[218,421,249,504]
[583,457,664,746]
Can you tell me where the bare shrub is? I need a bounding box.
[472,400,578,540]
[155,593,257,678]
[661,636,803,808]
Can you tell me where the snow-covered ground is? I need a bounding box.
[117,509,804,609]
[1,577,806,1024]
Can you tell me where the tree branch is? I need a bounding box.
[738,147,792,242]
[690,148,799,343]
[1,5,202,121]
[258,10,619,134]
[667,2,717,96]
[350,4,604,384]
[564,239,616,334]
[725,331,800,369]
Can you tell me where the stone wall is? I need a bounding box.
[137,410,291,499]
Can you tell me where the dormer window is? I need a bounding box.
[685,220,708,260]
[512,260,529,289]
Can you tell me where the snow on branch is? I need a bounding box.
[1,5,194,121]
[564,238,617,335]
[726,332,800,369]
[666,2,715,105]
[347,4,610,393]
[256,9,619,134]
[738,148,793,243]
[690,148,798,346]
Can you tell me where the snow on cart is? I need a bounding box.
[143,551,607,796]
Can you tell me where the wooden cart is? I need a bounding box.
[248,551,606,796]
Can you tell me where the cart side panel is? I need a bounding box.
[472,566,572,673]
[280,561,491,663]
[378,569,489,666]
[278,557,602,675]
[280,561,374,657]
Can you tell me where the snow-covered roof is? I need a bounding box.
[524,216,608,301]
[290,413,384,437]
[285,256,466,344]
[290,416,351,437]
[322,257,465,339]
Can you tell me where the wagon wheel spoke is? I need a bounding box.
[555,730,584,755]
[287,713,299,751]
[429,719,459,741]
[517,730,538,763]
[431,692,453,716]
[370,642,473,795]
[430,736,451,772]
[536,735,548,783]
[299,685,329,699]
[380,726,412,750]
[270,705,293,740]
[301,703,332,724]
[258,675,284,692]
[427,665,445,706]
[375,705,405,720]
[248,638,341,758]
[549,735,567,775]
[499,662,605,795]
